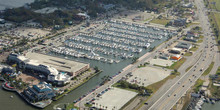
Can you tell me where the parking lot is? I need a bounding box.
[127,66,171,87]
[149,58,174,67]
[93,87,137,110]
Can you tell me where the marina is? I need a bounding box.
[49,19,176,64]
[0,19,177,110]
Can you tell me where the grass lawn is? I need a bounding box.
[150,19,170,25]
[211,13,220,51]
[185,65,193,72]
[146,71,180,93]
[197,39,203,43]
[209,82,220,98]
[212,13,220,41]
[112,82,139,93]
[202,62,215,76]
[181,91,192,110]
[208,0,220,11]
[200,35,204,39]
[209,67,220,98]
[216,66,220,75]
[186,22,200,27]
[144,18,152,22]
[184,52,192,56]
[189,46,198,51]
[196,35,204,43]
[168,57,186,70]
[193,79,204,92]
[208,12,220,47]
[66,103,79,110]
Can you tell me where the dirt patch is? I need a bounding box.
[17,74,40,85]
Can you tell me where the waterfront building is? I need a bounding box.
[25,52,90,77]
[7,53,71,86]
[24,82,55,102]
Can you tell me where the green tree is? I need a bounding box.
[120,80,128,88]
[94,66,99,72]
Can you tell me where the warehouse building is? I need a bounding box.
[7,52,90,86]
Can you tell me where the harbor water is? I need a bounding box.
[202,102,220,110]
[0,0,34,11]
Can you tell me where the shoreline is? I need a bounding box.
[0,69,101,109]
[53,70,102,101]
[0,77,49,109]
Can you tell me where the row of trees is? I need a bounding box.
[1,0,178,27]
[117,80,153,96]
[2,7,82,27]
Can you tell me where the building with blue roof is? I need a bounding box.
[24,82,55,102]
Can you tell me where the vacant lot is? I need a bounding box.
[150,18,170,25]
[127,66,171,87]
[16,74,40,85]
[93,87,137,110]
[149,58,173,67]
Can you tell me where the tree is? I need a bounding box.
[94,66,99,72]
[12,64,17,68]
[174,69,178,73]
[120,80,128,88]
[132,57,139,64]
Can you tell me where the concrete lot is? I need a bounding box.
[25,52,89,75]
[149,58,174,67]
[127,66,171,87]
[93,87,137,110]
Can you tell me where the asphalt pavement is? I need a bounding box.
[140,0,220,109]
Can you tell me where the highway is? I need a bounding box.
[140,0,220,109]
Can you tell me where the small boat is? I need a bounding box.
[10,95,13,98]
[211,100,215,104]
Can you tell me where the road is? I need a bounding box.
[139,0,220,110]
[125,26,203,110]
[74,28,179,109]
